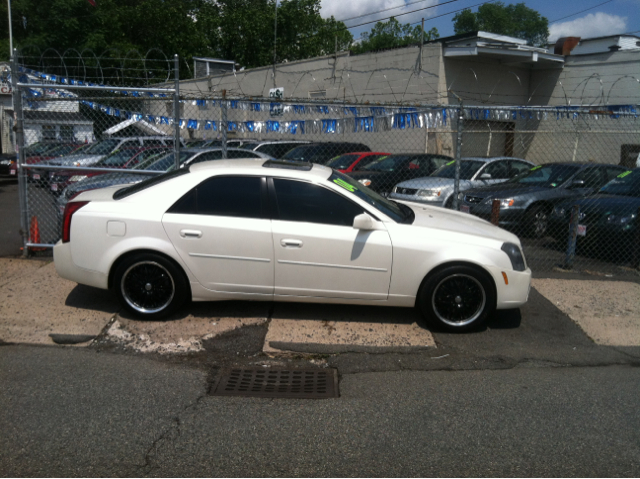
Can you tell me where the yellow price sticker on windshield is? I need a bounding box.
[333,178,357,192]
[530,165,542,171]
[617,170,631,179]
[446,160,455,166]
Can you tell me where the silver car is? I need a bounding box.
[389,157,533,208]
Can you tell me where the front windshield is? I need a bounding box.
[282,146,323,162]
[599,170,640,197]
[84,139,120,155]
[326,154,358,170]
[508,164,580,188]
[24,142,59,156]
[431,160,484,179]
[329,171,411,223]
[362,155,407,172]
[96,149,139,167]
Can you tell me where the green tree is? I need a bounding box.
[453,2,549,46]
[351,17,438,55]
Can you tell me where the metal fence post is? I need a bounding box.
[11,50,29,257]
[221,90,228,159]
[173,54,180,170]
[452,102,463,211]
[490,200,500,226]
[563,204,581,270]
[633,206,640,270]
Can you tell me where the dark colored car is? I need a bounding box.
[281,142,371,164]
[240,140,311,159]
[459,162,630,238]
[325,152,391,173]
[549,169,640,252]
[49,146,170,194]
[346,154,453,195]
[0,153,17,177]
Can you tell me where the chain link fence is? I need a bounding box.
[11,56,640,276]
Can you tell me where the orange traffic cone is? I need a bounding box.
[29,216,47,252]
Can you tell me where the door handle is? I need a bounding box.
[280,239,303,248]
[180,229,202,238]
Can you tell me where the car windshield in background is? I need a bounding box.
[326,154,358,170]
[97,149,139,167]
[431,160,484,179]
[599,170,640,197]
[362,156,408,172]
[84,139,120,155]
[329,171,411,224]
[281,146,327,162]
[239,143,256,150]
[508,164,580,188]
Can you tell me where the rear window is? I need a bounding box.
[113,168,190,200]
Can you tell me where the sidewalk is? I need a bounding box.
[1,257,639,352]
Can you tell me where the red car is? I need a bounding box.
[49,146,169,194]
[325,151,390,173]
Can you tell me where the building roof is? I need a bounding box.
[24,111,92,125]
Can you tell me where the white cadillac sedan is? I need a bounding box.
[54,159,531,332]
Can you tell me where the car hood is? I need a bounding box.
[48,154,105,166]
[464,182,551,199]
[398,200,518,243]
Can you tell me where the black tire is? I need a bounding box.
[524,204,549,238]
[417,265,496,332]
[113,252,189,319]
[444,196,454,209]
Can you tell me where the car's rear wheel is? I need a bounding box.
[113,253,188,319]
[417,265,495,332]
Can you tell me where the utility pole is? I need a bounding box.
[273,0,277,87]
[7,0,14,55]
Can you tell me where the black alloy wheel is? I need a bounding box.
[113,253,189,319]
[418,265,496,332]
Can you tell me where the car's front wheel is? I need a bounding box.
[417,265,496,332]
[113,253,189,319]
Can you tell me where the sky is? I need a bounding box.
[319,0,640,43]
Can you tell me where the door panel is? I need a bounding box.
[163,214,274,295]
[272,220,392,300]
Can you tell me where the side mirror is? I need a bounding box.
[353,213,375,230]
[480,173,492,179]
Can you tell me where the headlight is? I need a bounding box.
[501,242,526,271]
[607,213,636,225]
[553,206,566,217]
[417,189,440,198]
[392,186,398,193]
[0,159,12,165]
[358,179,372,187]
[69,175,87,182]
[485,197,515,207]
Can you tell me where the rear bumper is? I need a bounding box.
[54,240,109,290]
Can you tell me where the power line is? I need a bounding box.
[344,0,495,30]
[339,0,461,24]
[549,0,615,24]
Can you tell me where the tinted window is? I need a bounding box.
[228,150,261,159]
[326,154,359,170]
[510,161,531,177]
[483,160,510,179]
[432,160,483,179]
[273,179,364,226]
[169,176,263,218]
[256,143,300,158]
[605,166,627,182]
[574,167,604,189]
[510,164,580,188]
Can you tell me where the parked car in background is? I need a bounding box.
[55,147,273,214]
[389,157,533,208]
[549,169,640,251]
[325,152,391,173]
[240,140,311,159]
[0,153,16,177]
[459,162,630,238]
[49,146,170,194]
[54,159,531,332]
[347,154,453,195]
[281,142,370,164]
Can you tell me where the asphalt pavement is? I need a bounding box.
[1,345,639,477]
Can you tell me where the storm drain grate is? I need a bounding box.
[210,368,339,399]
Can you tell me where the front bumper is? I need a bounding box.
[485,264,532,309]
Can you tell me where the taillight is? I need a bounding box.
[62,201,89,243]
